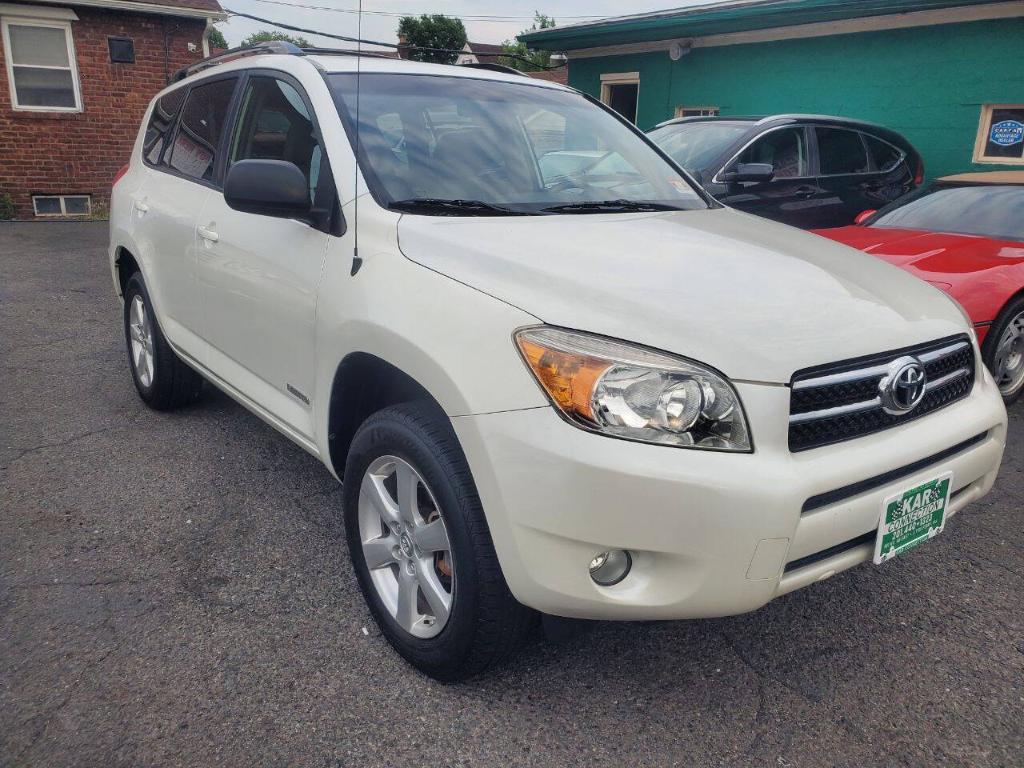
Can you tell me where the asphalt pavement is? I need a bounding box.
[2,222,1022,767]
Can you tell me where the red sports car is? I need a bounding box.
[817,171,1024,404]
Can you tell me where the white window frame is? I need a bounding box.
[973,104,1024,165]
[675,106,720,118]
[1,16,83,112]
[32,194,90,216]
[599,71,640,122]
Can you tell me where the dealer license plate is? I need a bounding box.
[873,472,953,565]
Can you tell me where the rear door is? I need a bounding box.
[195,71,337,440]
[717,125,827,228]
[133,75,238,357]
[813,126,876,227]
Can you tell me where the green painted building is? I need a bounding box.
[521,0,1024,179]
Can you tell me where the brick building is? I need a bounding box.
[0,0,224,219]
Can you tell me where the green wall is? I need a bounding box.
[569,18,1024,179]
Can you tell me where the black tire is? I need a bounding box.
[123,272,204,410]
[981,294,1024,406]
[343,402,535,681]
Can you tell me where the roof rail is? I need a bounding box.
[300,46,399,60]
[459,62,529,78]
[171,40,304,82]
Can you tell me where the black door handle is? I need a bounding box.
[794,186,817,198]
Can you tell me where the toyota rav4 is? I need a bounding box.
[109,45,1008,680]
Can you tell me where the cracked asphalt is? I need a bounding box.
[2,222,1023,768]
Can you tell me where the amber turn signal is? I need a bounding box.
[517,336,610,422]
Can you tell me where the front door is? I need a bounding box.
[196,73,335,440]
[716,126,829,229]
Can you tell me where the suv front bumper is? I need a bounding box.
[452,370,1007,620]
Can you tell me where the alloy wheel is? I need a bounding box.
[128,294,155,388]
[993,311,1024,398]
[357,455,454,639]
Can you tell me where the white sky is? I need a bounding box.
[217,0,725,50]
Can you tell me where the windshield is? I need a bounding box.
[647,122,751,174]
[328,73,707,216]
[871,184,1024,241]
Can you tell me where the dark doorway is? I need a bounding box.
[605,82,638,123]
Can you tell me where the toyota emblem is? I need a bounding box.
[879,356,927,415]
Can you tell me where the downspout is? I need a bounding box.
[162,18,170,83]
[201,17,212,58]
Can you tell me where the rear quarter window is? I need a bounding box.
[864,134,904,173]
[142,88,186,166]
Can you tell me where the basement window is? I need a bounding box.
[1,17,83,111]
[32,194,91,216]
[974,105,1024,164]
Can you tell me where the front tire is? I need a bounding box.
[343,402,535,681]
[982,295,1024,405]
[123,273,203,410]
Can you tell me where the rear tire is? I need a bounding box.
[343,402,535,681]
[123,273,203,410]
[981,295,1024,405]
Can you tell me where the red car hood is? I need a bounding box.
[816,226,1024,331]
[816,227,1024,278]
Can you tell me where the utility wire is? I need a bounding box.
[223,8,568,70]
[233,0,607,21]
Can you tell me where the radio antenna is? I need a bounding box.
[350,0,363,276]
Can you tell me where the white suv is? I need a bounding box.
[110,46,1008,680]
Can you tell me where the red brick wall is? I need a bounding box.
[0,8,207,218]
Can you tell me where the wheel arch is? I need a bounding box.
[114,245,141,297]
[326,352,450,479]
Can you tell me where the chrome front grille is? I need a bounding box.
[788,336,975,452]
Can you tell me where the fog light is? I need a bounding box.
[589,549,632,586]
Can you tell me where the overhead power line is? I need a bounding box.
[233,0,607,21]
[222,8,568,70]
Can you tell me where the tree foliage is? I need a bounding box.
[239,29,311,49]
[396,14,467,64]
[207,25,228,49]
[502,12,555,71]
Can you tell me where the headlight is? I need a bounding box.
[515,327,751,452]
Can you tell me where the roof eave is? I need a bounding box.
[518,0,1019,50]
[28,0,226,19]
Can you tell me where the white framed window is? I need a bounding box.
[32,194,90,216]
[2,17,83,112]
[973,104,1024,165]
[675,106,719,118]
[599,72,640,124]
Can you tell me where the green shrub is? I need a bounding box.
[0,193,14,221]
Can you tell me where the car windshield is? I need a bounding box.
[328,73,708,216]
[870,183,1024,241]
[647,122,751,174]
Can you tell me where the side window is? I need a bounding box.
[229,76,322,202]
[864,134,903,173]
[142,88,186,166]
[167,77,237,183]
[816,127,870,175]
[736,127,808,178]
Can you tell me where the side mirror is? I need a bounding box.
[723,162,774,183]
[224,159,311,219]
[854,209,877,225]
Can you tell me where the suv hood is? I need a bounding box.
[397,208,966,383]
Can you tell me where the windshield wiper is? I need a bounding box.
[389,198,527,216]
[540,199,684,214]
